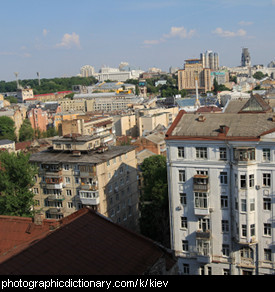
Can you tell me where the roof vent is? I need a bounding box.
[197,115,206,122]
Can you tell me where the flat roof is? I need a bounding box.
[29,145,136,165]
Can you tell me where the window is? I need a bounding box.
[195,192,208,209]
[197,239,210,256]
[181,217,188,229]
[263,148,270,162]
[222,244,230,257]
[196,147,207,159]
[263,173,271,187]
[250,199,255,211]
[65,177,70,184]
[219,147,227,160]
[182,264,190,275]
[178,147,185,158]
[250,224,255,237]
[241,247,253,259]
[221,196,228,208]
[241,199,247,212]
[240,175,246,189]
[66,189,72,196]
[220,172,228,184]
[198,218,210,231]
[249,174,254,188]
[63,164,69,170]
[67,202,73,208]
[264,249,272,261]
[264,223,271,236]
[180,193,187,205]
[179,170,186,182]
[263,198,271,210]
[242,224,247,237]
[222,220,229,232]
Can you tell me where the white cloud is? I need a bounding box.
[212,27,247,37]
[164,26,196,39]
[238,20,253,26]
[143,26,196,46]
[43,29,49,37]
[56,32,81,49]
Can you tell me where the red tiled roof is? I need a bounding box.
[0,215,58,263]
[0,208,176,275]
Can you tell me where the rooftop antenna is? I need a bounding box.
[37,72,41,86]
[14,72,19,89]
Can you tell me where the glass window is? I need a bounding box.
[195,192,208,209]
[178,147,185,158]
[196,147,207,159]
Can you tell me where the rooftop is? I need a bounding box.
[165,110,275,141]
[0,208,176,275]
[29,145,136,165]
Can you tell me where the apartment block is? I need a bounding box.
[30,135,139,231]
[178,59,211,94]
[165,97,275,275]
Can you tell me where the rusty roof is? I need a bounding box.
[0,208,175,275]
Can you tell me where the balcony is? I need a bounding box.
[80,182,98,191]
[196,230,211,240]
[47,207,64,214]
[193,175,209,192]
[194,208,210,216]
[43,183,63,190]
[47,194,65,201]
[79,191,99,206]
[233,147,255,163]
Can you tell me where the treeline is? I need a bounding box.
[0,76,97,95]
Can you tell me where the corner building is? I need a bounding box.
[165,106,275,274]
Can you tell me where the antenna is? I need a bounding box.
[14,72,19,89]
[37,72,41,86]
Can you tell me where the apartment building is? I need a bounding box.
[165,98,275,275]
[178,59,212,94]
[29,135,139,231]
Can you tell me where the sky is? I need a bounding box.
[1,0,275,81]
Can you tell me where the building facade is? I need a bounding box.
[30,136,139,231]
[178,59,212,94]
[166,107,275,275]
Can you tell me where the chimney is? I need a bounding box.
[197,115,206,122]
[33,212,44,226]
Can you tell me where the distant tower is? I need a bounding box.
[14,72,19,89]
[241,48,251,67]
[37,72,41,86]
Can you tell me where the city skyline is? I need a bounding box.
[1,0,275,81]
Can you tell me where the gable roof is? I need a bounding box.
[0,208,176,275]
[239,94,272,113]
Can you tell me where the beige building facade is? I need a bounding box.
[30,136,139,231]
[178,59,212,93]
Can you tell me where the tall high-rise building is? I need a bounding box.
[241,48,251,67]
[200,51,219,71]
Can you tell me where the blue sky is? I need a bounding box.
[1,0,275,81]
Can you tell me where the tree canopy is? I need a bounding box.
[139,155,170,247]
[0,116,16,141]
[0,151,37,217]
[19,119,34,142]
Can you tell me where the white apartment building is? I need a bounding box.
[165,97,275,275]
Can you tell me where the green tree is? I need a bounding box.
[19,119,34,142]
[0,116,16,141]
[0,151,37,217]
[139,155,170,247]
[253,71,267,80]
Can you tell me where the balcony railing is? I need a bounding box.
[193,175,209,192]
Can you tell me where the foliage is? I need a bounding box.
[0,151,37,217]
[213,78,230,93]
[139,155,170,247]
[0,76,97,95]
[0,116,16,141]
[253,71,268,80]
[19,119,34,142]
